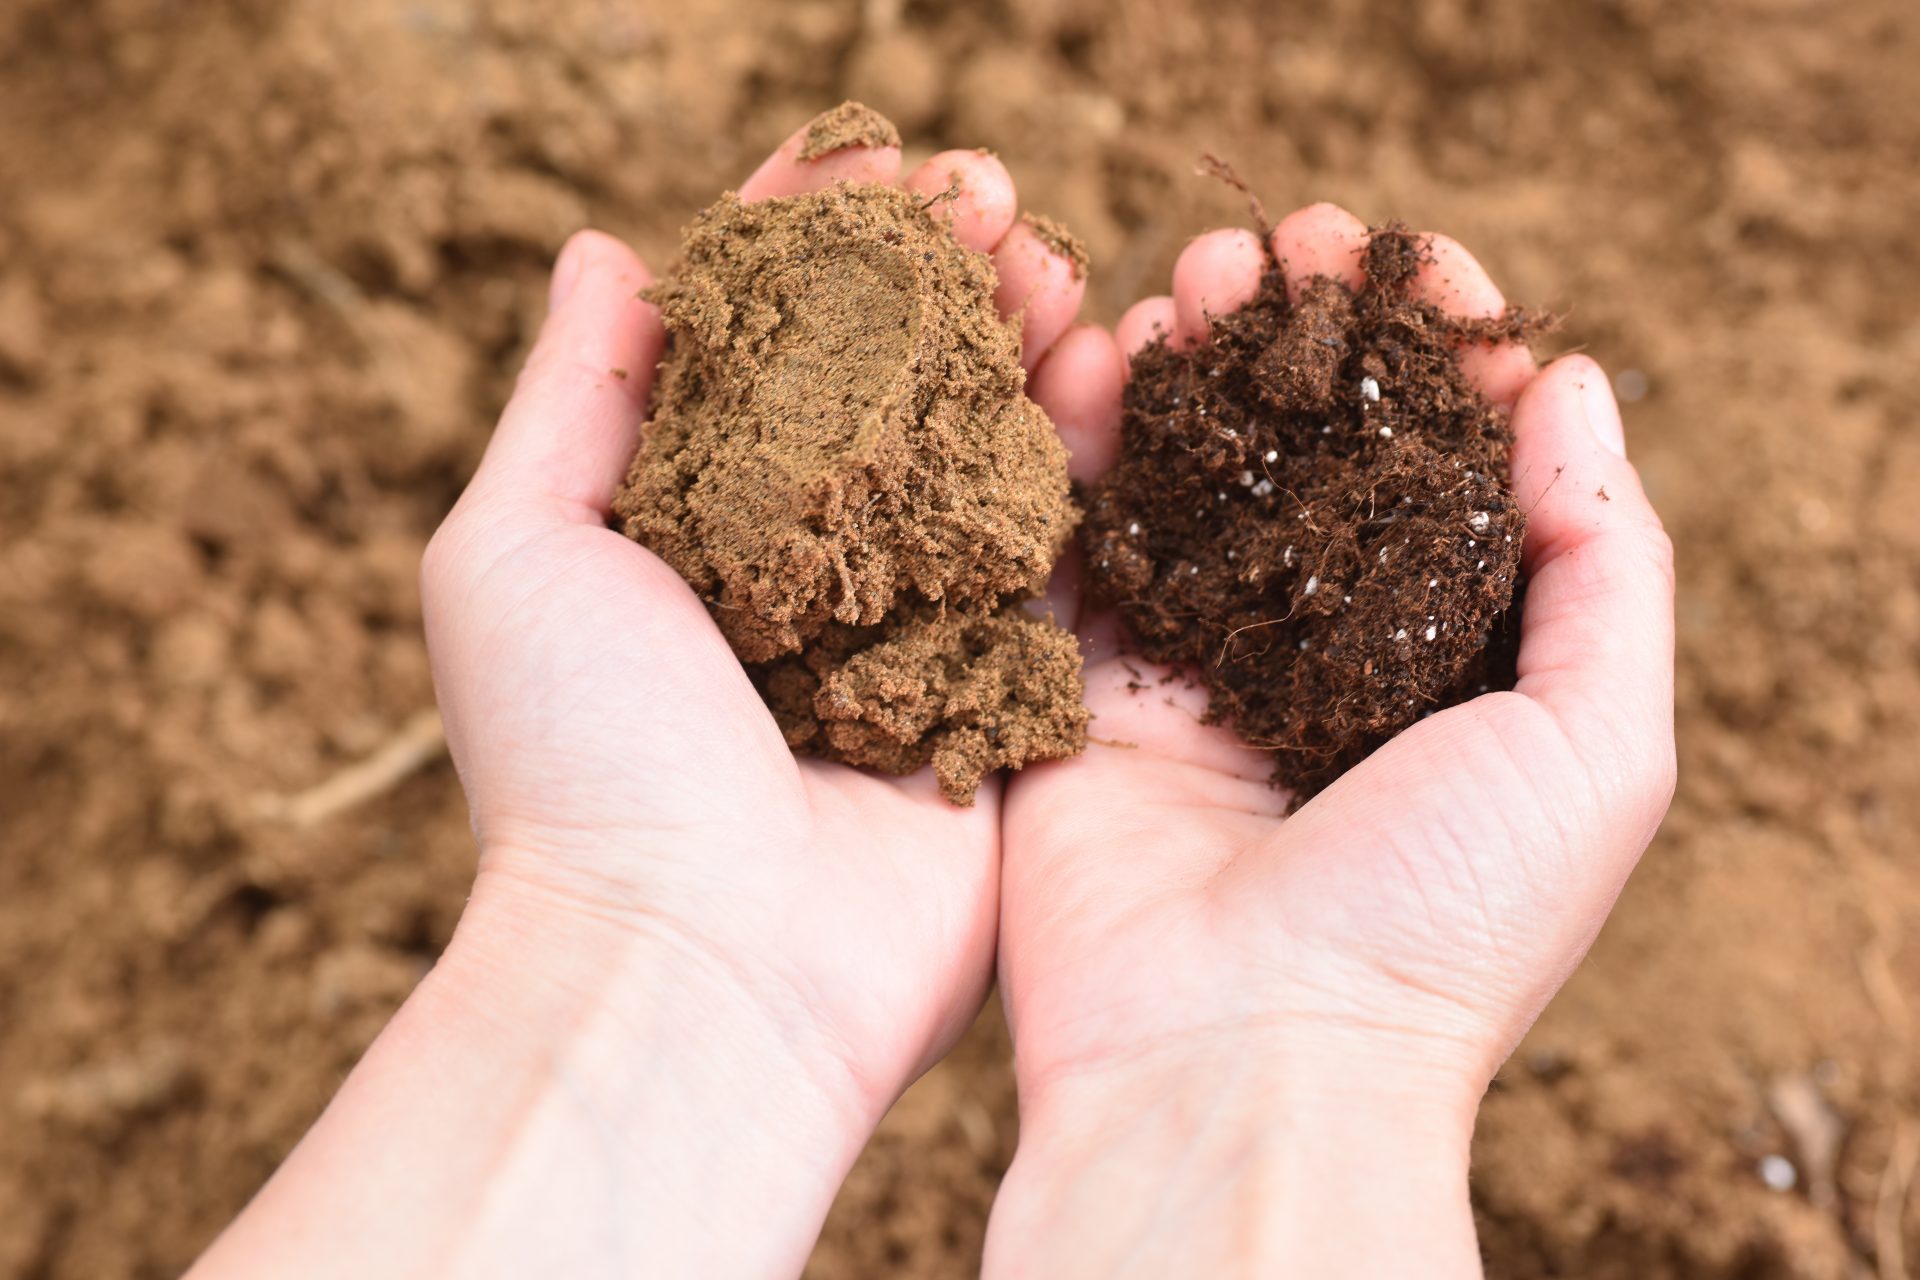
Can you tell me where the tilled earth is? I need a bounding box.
[2,2,1917,1276]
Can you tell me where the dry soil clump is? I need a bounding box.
[1083,226,1545,802]
[615,169,1086,803]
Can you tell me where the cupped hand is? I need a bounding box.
[421,115,1110,1186]
[987,207,1676,1277]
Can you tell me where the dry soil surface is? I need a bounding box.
[2,1,1917,1277]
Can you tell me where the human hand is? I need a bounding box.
[986,207,1677,1278]
[191,111,1115,1280]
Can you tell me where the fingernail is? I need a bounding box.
[549,233,589,313]
[1577,361,1627,458]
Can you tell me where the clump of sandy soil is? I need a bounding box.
[614,172,1086,802]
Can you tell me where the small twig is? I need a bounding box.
[254,708,447,828]
[918,178,963,214]
[1217,605,1298,667]
[1522,464,1567,517]
[1195,153,1273,245]
[268,239,375,352]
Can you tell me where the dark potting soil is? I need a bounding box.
[1081,225,1547,802]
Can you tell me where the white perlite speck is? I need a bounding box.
[1758,1155,1796,1192]
[1468,511,1492,535]
[1424,625,1437,641]
[1378,426,1394,439]
[1264,449,1278,463]
[1239,470,1256,487]
[1127,521,1140,536]
[1251,478,1275,497]
[1361,376,1381,402]
[1303,574,1319,596]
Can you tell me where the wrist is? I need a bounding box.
[450,851,887,1136]
[197,858,885,1280]
[416,860,883,1272]
[986,1033,1483,1279]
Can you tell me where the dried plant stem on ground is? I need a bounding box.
[252,709,446,829]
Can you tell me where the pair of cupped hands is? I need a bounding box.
[197,116,1675,1278]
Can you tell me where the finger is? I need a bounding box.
[1029,326,1123,632]
[1413,232,1536,409]
[1030,324,1126,485]
[992,217,1088,371]
[902,149,1018,254]
[1269,202,1368,301]
[1115,296,1177,364]
[739,106,903,203]
[1033,543,1087,637]
[1171,228,1266,347]
[463,230,664,522]
[1509,355,1676,818]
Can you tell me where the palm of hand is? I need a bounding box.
[1001,208,1675,1102]
[433,512,1001,1088]
[424,123,1115,1108]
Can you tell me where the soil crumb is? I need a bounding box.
[1020,213,1089,280]
[615,174,1086,803]
[798,101,903,161]
[1081,224,1548,802]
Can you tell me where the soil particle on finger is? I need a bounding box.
[615,167,1086,803]
[1019,212,1089,280]
[797,100,903,161]
[1081,223,1550,803]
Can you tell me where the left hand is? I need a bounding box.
[190,111,1122,1279]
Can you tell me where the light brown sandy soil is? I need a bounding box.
[1,1,1917,1277]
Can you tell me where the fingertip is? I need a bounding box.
[1031,324,1126,484]
[992,219,1088,371]
[1510,355,1650,539]
[739,111,904,203]
[472,230,661,517]
[1170,228,1266,348]
[551,228,647,311]
[1115,296,1177,365]
[537,231,660,406]
[1270,202,1369,301]
[904,149,1018,253]
[1517,355,1627,464]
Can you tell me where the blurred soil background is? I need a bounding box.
[2,0,1917,1275]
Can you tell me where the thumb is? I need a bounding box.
[462,230,665,524]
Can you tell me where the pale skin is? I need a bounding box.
[191,114,1675,1280]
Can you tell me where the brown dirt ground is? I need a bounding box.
[1,1,1916,1277]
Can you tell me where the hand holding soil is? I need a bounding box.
[191,106,1123,1279]
[990,206,1676,1275]
[189,111,1675,1279]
